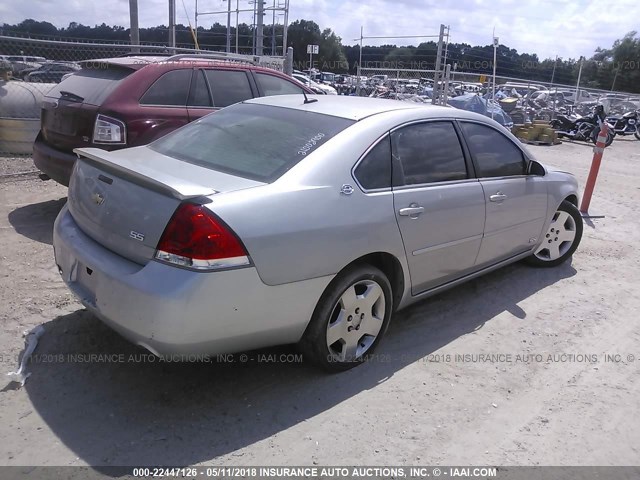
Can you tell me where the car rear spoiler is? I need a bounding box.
[74,148,217,201]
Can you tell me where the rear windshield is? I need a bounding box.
[150,103,355,182]
[46,66,133,105]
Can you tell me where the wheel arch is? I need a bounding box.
[564,194,578,207]
[344,252,406,312]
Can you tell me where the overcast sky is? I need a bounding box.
[0,0,636,60]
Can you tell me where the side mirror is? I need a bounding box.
[527,159,546,176]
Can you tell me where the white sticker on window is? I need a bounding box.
[297,133,326,156]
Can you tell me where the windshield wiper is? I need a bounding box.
[59,91,84,102]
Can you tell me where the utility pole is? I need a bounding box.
[256,0,265,55]
[168,0,176,49]
[550,55,558,84]
[129,0,140,53]
[611,66,619,91]
[226,0,231,52]
[282,0,289,57]
[357,26,363,96]
[271,0,276,56]
[235,0,239,54]
[575,56,584,104]
[432,24,445,105]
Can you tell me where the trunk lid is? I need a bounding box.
[68,146,264,265]
[41,99,98,151]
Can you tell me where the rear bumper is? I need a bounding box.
[33,133,76,186]
[53,205,331,356]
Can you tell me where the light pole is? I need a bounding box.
[491,32,498,120]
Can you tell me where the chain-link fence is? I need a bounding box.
[0,34,286,156]
[355,67,450,104]
[452,71,640,122]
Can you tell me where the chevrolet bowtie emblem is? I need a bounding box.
[91,192,105,205]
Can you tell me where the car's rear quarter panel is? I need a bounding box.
[206,114,413,289]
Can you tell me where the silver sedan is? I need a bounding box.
[53,95,583,371]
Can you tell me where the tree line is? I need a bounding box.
[1,19,638,93]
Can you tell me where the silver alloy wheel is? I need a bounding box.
[534,210,577,261]
[326,279,386,362]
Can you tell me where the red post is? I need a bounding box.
[580,122,609,214]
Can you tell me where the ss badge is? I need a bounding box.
[129,230,145,242]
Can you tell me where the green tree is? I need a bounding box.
[286,20,345,72]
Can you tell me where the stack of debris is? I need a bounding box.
[512,121,561,145]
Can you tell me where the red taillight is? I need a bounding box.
[155,203,250,270]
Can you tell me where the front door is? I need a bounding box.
[458,121,548,266]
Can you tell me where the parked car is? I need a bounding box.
[24,61,81,83]
[53,95,583,371]
[554,88,593,104]
[0,54,47,78]
[33,55,313,186]
[292,73,337,95]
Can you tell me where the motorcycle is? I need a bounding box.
[606,110,640,140]
[550,105,615,147]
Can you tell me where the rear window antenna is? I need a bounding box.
[303,90,318,104]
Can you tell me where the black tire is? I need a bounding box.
[590,128,615,147]
[299,264,393,372]
[635,126,640,141]
[602,130,615,146]
[524,200,583,268]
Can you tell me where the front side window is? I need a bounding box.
[390,121,468,186]
[459,122,526,177]
[255,73,305,96]
[140,69,192,106]
[204,70,253,108]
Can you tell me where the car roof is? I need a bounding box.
[79,56,280,73]
[244,95,454,121]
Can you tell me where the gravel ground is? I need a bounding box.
[0,139,639,468]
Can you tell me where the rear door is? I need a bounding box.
[458,121,548,266]
[391,121,486,295]
[187,68,255,122]
[186,69,215,121]
[137,69,192,141]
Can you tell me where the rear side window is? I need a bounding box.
[459,122,526,177]
[354,136,392,190]
[204,70,253,108]
[141,69,192,106]
[46,66,133,106]
[255,73,305,96]
[150,103,354,182]
[390,121,468,186]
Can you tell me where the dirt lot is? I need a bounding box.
[0,139,639,468]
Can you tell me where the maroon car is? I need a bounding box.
[34,55,312,186]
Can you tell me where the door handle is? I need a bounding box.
[398,205,425,216]
[489,192,508,202]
